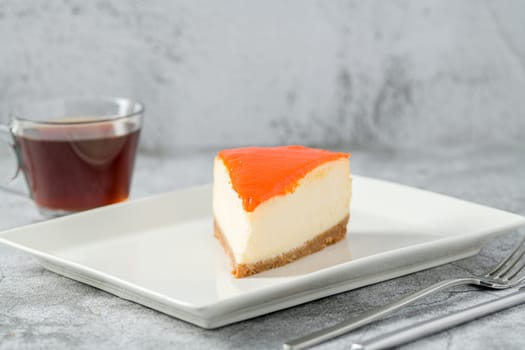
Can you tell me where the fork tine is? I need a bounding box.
[503,252,525,282]
[496,248,525,280]
[491,250,525,280]
[509,271,525,286]
[486,235,525,278]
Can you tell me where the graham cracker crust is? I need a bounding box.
[214,214,349,278]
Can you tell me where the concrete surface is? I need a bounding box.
[1,144,524,349]
[1,1,525,348]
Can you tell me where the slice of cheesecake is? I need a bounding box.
[213,145,351,278]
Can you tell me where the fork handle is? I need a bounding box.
[283,277,478,350]
[351,287,525,350]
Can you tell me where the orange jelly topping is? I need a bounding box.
[218,145,349,212]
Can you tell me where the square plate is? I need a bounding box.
[1,175,524,329]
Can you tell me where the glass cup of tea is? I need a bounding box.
[0,97,144,217]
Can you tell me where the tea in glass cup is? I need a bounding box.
[0,97,144,217]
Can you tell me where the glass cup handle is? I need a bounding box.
[0,124,21,182]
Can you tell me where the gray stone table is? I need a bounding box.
[1,144,525,349]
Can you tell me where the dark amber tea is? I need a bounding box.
[15,122,140,212]
[2,97,144,217]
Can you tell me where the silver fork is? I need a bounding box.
[283,236,525,350]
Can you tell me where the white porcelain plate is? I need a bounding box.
[1,175,524,329]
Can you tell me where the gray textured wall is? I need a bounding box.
[1,1,524,154]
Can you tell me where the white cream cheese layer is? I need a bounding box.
[213,157,351,265]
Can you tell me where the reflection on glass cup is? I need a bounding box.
[0,97,144,217]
